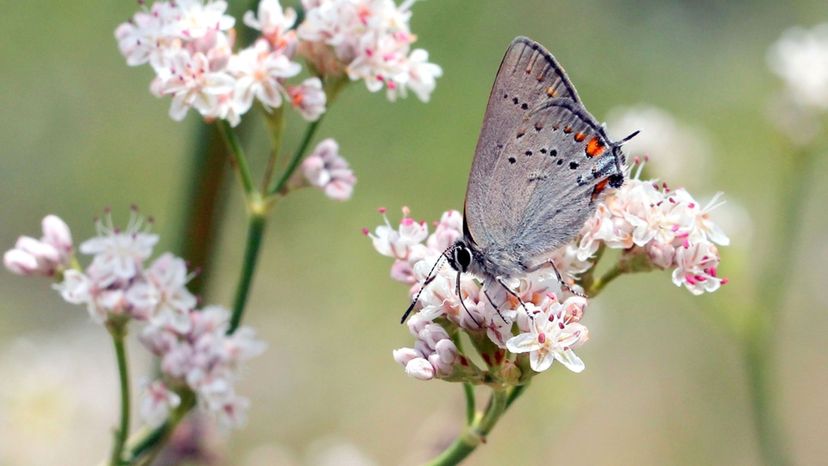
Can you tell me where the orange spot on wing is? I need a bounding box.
[585,136,605,157]
[574,132,587,142]
[591,177,610,203]
[546,86,558,97]
[563,126,573,134]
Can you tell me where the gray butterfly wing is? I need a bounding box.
[467,98,625,276]
[464,37,582,247]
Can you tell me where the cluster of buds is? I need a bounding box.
[3,215,73,277]
[292,138,357,201]
[366,169,729,383]
[116,0,441,126]
[4,210,264,429]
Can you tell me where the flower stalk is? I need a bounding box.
[742,146,816,466]
[107,320,131,466]
[425,389,510,466]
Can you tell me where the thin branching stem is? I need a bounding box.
[108,323,130,466]
[218,120,256,199]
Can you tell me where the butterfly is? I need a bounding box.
[402,37,637,324]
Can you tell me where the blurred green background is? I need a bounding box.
[1,0,827,465]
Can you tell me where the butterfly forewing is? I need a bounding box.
[464,37,582,247]
[466,97,622,276]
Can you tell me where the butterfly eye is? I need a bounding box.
[455,247,472,271]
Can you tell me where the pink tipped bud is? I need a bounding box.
[435,339,458,365]
[721,277,729,285]
[42,215,72,253]
[16,236,60,264]
[4,249,39,275]
[401,206,410,216]
[404,358,435,380]
[392,347,420,366]
[377,207,387,214]
[361,227,370,236]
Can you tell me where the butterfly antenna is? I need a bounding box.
[399,248,450,324]
[456,271,482,327]
[618,130,641,145]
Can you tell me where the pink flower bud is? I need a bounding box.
[16,236,60,264]
[4,249,39,275]
[434,339,457,365]
[404,358,434,380]
[392,347,420,366]
[42,214,72,254]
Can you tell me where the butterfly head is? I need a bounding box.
[446,240,473,273]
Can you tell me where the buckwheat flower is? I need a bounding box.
[672,241,725,295]
[768,23,828,110]
[243,0,297,46]
[288,77,327,121]
[79,212,159,288]
[229,39,301,114]
[146,253,197,332]
[141,380,182,427]
[115,2,176,68]
[160,50,236,122]
[386,48,443,102]
[4,214,73,277]
[172,0,236,40]
[140,305,265,429]
[366,207,427,260]
[426,210,463,253]
[299,138,356,200]
[506,300,588,373]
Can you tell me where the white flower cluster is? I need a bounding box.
[578,165,730,295]
[297,0,442,101]
[366,208,591,377]
[116,0,325,125]
[141,306,265,428]
[768,23,828,110]
[3,211,264,429]
[116,0,442,125]
[297,138,357,201]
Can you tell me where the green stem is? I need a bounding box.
[265,76,347,197]
[742,148,815,466]
[228,210,267,334]
[109,324,130,466]
[463,383,475,425]
[425,389,509,466]
[587,262,625,297]
[218,120,256,199]
[505,383,528,409]
[267,118,322,196]
[261,106,286,192]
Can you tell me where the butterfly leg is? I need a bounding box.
[456,271,482,327]
[482,287,509,324]
[496,277,533,319]
[524,259,586,298]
